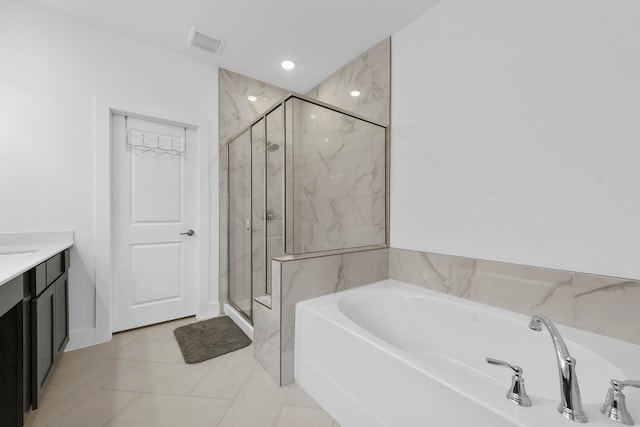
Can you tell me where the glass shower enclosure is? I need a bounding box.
[227,95,387,322]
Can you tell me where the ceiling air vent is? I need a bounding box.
[188,27,224,54]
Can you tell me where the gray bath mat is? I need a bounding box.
[173,316,251,364]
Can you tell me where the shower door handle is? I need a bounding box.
[245,219,250,231]
[180,229,195,236]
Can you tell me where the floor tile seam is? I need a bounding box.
[101,383,224,397]
[25,412,50,427]
[103,355,185,364]
[212,366,265,427]
[184,359,229,396]
[109,391,234,402]
[103,337,179,358]
[41,387,116,427]
[47,356,113,387]
[113,335,177,342]
[97,359,142,392]
[282,383,321,410]
[44,360,138,402]
[273,400,289,427]
[99,391,144,427]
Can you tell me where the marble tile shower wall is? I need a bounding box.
[389,248,640,345]
[221,37,391,305]
[305,38,391,126]
[289,100,386,253]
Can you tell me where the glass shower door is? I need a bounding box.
[228,129,252,320]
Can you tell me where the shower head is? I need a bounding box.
[267,142,280,152]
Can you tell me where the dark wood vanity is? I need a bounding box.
[0,248,70,426]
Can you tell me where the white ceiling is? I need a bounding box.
[29,0,442,93]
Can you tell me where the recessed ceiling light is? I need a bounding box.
[324,137,330,143]
[309,114,317,119]
[247,95,258,102]
[281,60,296,70]
[350,90,361,97]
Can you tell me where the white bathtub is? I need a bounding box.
[295,280,640,427]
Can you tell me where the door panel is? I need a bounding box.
[131,149,182,223]
[130,243,182,305]
[112,113,197,332]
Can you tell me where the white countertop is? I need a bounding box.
[0,231,74,286]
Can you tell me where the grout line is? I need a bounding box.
[100,391,143,427]
[213,362,263,427]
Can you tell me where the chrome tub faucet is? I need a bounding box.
[529,314,588,423]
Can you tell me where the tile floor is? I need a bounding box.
[25,317,340,427]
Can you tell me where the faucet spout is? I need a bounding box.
[529,314,588,423]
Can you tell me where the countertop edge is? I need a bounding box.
[0,241,74,287]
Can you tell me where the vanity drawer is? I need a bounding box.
[30,263,47,297]
[46,253,64,287]
[30,253,64,297]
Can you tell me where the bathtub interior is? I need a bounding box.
[335,286,625,405]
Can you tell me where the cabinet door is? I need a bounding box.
[31,284,55,409]
[54,275,68,357]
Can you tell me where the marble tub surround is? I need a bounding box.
[574,275,640,345]
[389,247,640,345]
[306,38,390,126]
[253,248,388,385]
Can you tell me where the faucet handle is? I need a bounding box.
[601,379,640,425]
[486,357,532,407]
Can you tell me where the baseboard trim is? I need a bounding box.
[66,328,97,351]
[196,301,221,320]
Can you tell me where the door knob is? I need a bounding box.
[180,229,195,236]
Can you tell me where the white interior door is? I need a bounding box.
[111,113,197,332]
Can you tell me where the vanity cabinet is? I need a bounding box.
[0,246,70,425]
[29,249,70,409]
[0,275,24,427]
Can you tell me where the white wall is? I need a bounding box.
[391,0,640,279]
[0,1,219,346]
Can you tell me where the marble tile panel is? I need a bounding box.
[468,259,574,326]
[253,260,281,384]
[574,273,640,345]
[389,248,476,296]
[219,69,288,145]
[105,394,230,427]
[279,248,388,384]
[306,38,390,126]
